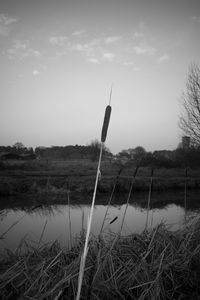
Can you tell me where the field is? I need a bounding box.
[0,159,200,201]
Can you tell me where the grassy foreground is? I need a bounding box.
[1,218,200,299]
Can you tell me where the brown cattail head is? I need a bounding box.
[101,105,112,142]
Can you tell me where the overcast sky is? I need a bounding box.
[0,0,200,154]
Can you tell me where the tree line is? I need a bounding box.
[117,146,200,168]
[0,140,111,161]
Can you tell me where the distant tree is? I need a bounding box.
[179,63,200,146]
[130,146,146,165]
[89,139,110,161]
[13,142,25,149]
[12,142,27,154]
[117,146,147,165]
[133,146,146,156]
[117,149,131,159]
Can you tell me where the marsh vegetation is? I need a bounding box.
[1,216,200,299]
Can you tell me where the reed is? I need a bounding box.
[76,90,112,300]
[37,219,48,248]
[66,177,72,249]
[184,167,188,223]
[99,167,123,235]
[1,216,200,299]
[120,166,138,234]
[145,168,154,231]
[0,213,27,240]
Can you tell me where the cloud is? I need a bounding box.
[102,52,115,62]
[33,70,39,76]
[18,73,24,78]
[123,61,135,66]
[48,34,101,60]
[7,40,41,60]
[133,43,156,56]
[133,32,144,39]
[71,43,86,51]
[132,66,141,71]
[0,14,18,26]
[48,28,159,65]
[138,21,147,31]
[72,29,86,36]
[88,58,100,64]
[104,36,122,44]
[49,35,68,45]
[158,54,169,62]
[122,61,141,70]
[191,16,200,22]
[70,39,101,58]
[70,39,116,63]
[0,13,18,36]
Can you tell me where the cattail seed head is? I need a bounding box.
[101,105,112,142]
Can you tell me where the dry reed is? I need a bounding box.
[76,90,112,300]
[66,177,72,249]
[145,168,154,231]
[184,167,188,223]
[120,166,138,234]
[1,216,200,299]
[99,167,123,235]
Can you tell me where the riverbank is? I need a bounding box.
[0,171,200,196]
[1,216,200,299]
[1,159,200,200]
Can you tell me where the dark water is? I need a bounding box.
[0,191,200,253]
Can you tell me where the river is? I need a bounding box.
[0,191,200,253]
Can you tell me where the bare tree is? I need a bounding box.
[179,63,200,146]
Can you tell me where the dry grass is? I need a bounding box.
[1,216,200,299]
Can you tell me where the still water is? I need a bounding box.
[1,191,200,253]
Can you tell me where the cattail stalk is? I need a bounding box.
[38,219,48,248]
[184,167,187,223]
[0,213,27,239]
[76,145,103,300]
[66,178,72,249]
[145,168,154,231]
[120,167,138,234]
[76,91,112,300]
[99,168,122,235]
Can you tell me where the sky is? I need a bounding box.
[0,0,200,154]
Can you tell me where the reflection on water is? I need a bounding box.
[1,199,200,253]
[1,190,200,252]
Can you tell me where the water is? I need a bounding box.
[1,191,200,253]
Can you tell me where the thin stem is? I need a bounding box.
[109,85,113,106]
[119,167,138,234]
[145,168,154,231]
[76,143,103,300]
[99,168,122,235]
[67,190,72,249]
[38,219,48,248]
[0,213,27,239]
[184,167,187,223]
